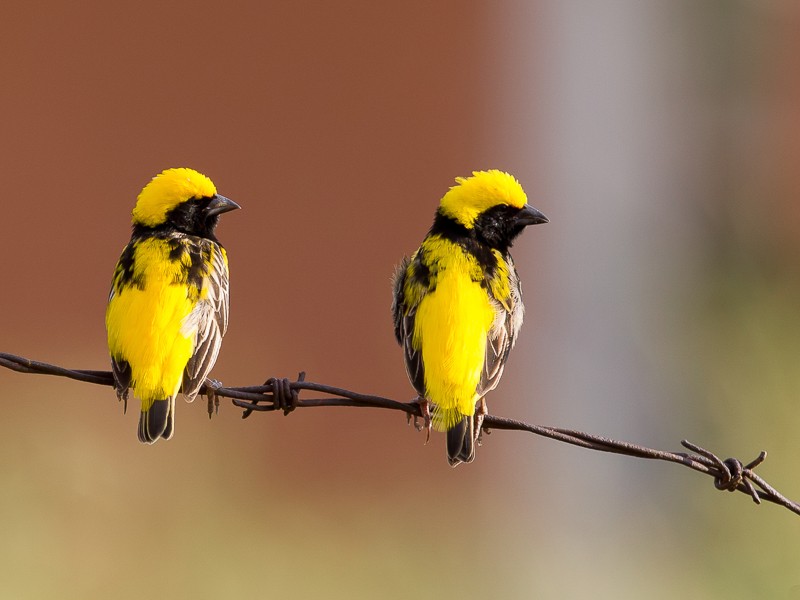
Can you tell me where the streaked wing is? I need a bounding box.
[401,308,425,395]
[479,256,524,397]
[182,245,230,401]
[392,256,426,396]
[391,257,410,344]
[108,246,134,399]
[478,305,513,397]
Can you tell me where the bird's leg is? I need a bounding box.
[204,378,223,418]
[407,396,432,444]
[474,397,489,447]
[116,388,128,414]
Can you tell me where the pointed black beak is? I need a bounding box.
[205,194,241,217]
[516,204,549,226]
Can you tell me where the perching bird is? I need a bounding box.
[392,170,547,466]
[106,168,240,443]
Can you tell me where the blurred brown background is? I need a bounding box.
[2,1,800,598]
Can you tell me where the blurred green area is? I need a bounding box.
[677,189,800,597]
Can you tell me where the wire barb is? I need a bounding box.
[2,351,799,517]
[239,371,306,419]
[680,440,763,504]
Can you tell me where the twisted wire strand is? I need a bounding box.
[2,351,798,517]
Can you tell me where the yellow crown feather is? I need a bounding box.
[132,168,217,227]
[438,170,527,229]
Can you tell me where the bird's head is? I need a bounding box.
[438,170,548,249]
[131,168,240,237]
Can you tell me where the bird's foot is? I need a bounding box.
[205,378,223,418]
[116,388,129,414]
[475,397,488,447]
[407,396,432,444]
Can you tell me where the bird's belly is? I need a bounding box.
[413,273,495,423]
[107,282,195,403]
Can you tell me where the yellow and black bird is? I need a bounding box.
[392,170,547,466]
[106,168,240,443]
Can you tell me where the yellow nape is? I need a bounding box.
[411,238,496,431]
[439,169,527,229]
[132,168,217,227]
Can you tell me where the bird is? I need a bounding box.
[106,168,240,443]
[392,170,547,466]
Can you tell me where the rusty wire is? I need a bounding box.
[1,351,798,517]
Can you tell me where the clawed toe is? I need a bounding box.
[205,378,223,418]
[410,396,432,445]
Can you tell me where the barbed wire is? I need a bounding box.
[1,351,798,517]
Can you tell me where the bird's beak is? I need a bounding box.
[516,204,549,226]
[205,195,241,217]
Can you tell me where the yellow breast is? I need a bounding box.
[106,238,197,406]
[410,238,496,429]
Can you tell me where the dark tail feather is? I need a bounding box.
[161,396,175,441]
[138,397,175,444]
[446,415,476,467]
